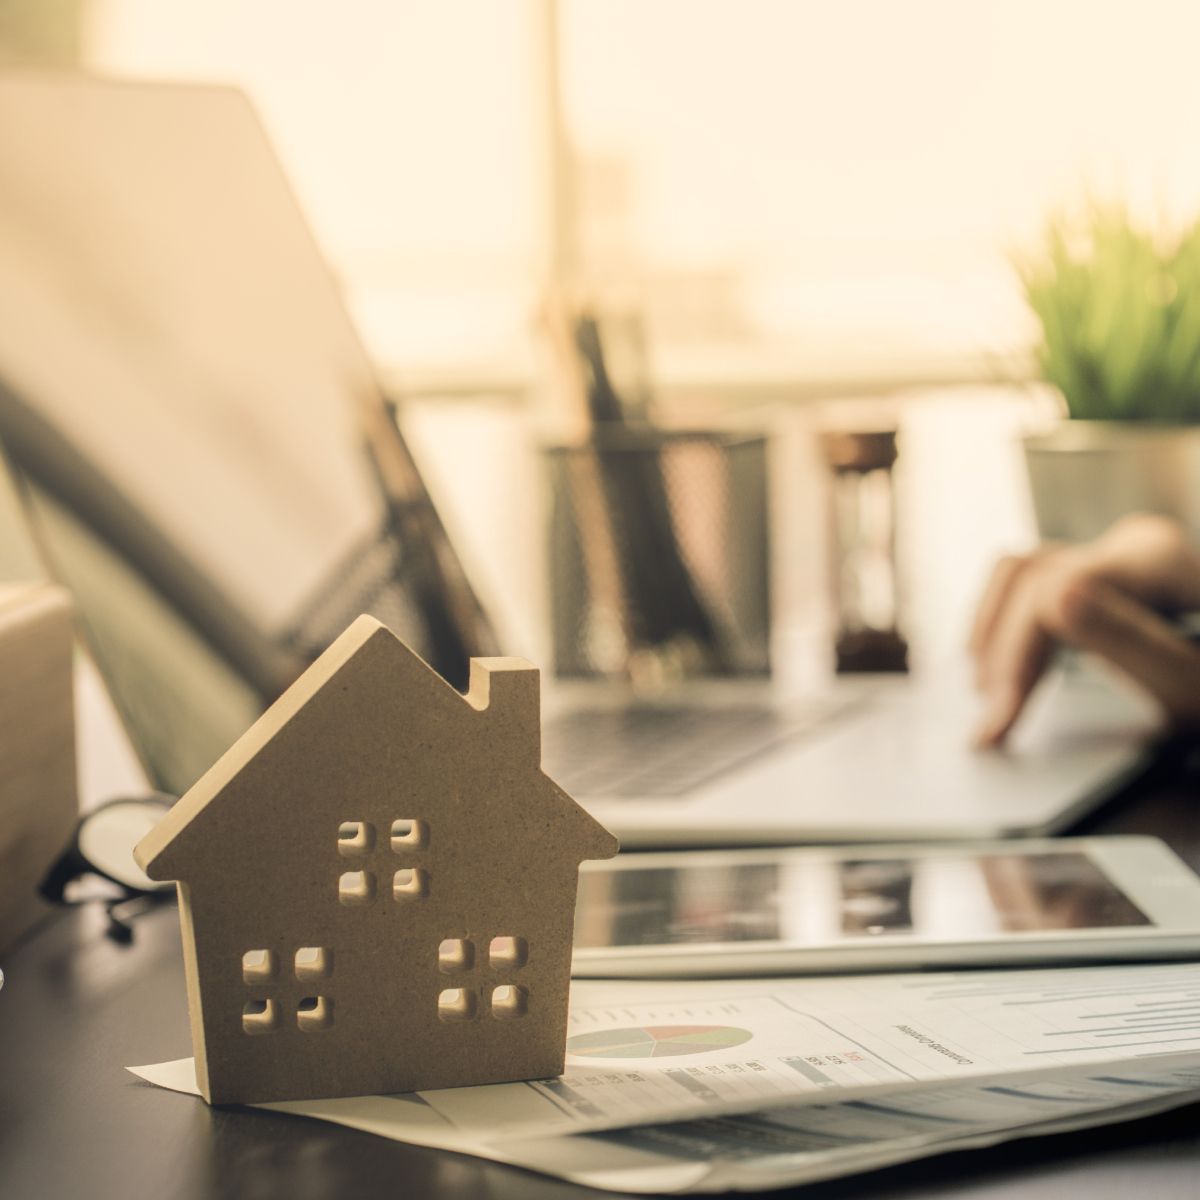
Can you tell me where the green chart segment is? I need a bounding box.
[567,1025,754,1059]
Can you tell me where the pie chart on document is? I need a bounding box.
[567,1025,753,1059]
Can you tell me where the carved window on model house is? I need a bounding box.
[390,819,428,850]
[337,820,375,856]
[435,935,530,1021]
[439,938,474,973]
[338,820,377,904]
[242,948,334,1034]
[295,946,333,981]
[438,988,477,1021]
[488,937,529,1019]
[243,945,280,1032]
[338,869,376,905]
[491,984,528,1019]
[391,819,429,900]
[436,938,476,1021]
[336,819,430,904]
[392,867,429,900]
[296,995,334,1032]
[488,936,527,970]
[242,949,277,985]
[242,950,281,1033]
[295,946,334,1031]
[242,998,280,1034]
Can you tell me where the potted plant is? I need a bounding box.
[1018,205,1200,541]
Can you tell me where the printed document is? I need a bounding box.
[130,964,1200,1193]
[130,1058,1200,1194]
[424,964,1200,1136]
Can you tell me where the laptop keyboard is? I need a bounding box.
[542,704,836,799]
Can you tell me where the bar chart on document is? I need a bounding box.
[891,965,1200,1058]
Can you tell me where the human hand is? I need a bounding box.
[969,513,1200,746]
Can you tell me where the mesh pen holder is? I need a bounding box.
[546,428,770,683]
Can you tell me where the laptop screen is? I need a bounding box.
[0,75,491,795]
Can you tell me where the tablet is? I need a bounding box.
[572,837,1200,976]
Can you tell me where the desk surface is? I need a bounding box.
[5,756,1200,1200]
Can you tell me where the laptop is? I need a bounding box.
[0,75,1155,845]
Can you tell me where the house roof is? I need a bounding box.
[134,616,617,881]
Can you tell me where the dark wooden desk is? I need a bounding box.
[4,756,1200,1200]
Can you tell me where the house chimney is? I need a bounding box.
[467,658,541,751]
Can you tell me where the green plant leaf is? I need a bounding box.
[1018,204,1200,422]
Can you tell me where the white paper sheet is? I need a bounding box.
[421,964,1200,1137]
[130,964,1200,1192]
[129,1057,1200,1194]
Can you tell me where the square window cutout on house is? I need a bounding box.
[242,998,280,1034]
[338,870,376,905]
[390,819,428,850]
[393,868,429,900]
[491,985,528,1020]
[438,988,477,1021]
[337,821,375,856]
[297,996,334,1032]
[438,938,474,973]
[489,936,527,969]
[242,949,276,984]
[295,947,333,980]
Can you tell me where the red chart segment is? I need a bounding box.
[568,1024,753,1059]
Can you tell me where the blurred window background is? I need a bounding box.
[6,0,1200,669]
[6,0,1200,399]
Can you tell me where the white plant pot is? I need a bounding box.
[1023,422,1200,543]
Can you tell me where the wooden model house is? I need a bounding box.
[134,616,618,1105]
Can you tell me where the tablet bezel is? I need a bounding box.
[572,836,1200,977]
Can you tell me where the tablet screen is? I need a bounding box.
[574,851,1151,950]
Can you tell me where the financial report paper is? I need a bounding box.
[422,963,1200,1136]
[131,1059,1200,1194]
[131,964,1200,1192]
[495,1062,1200,1193]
